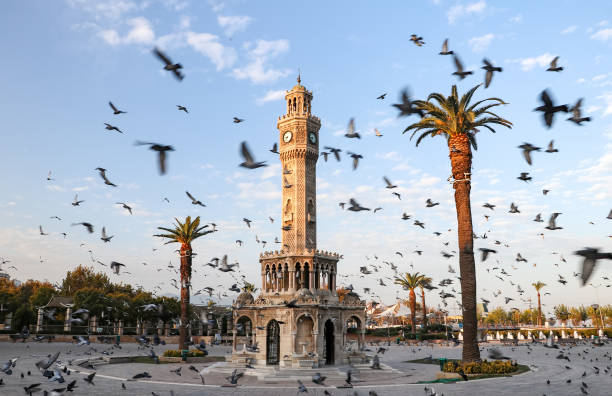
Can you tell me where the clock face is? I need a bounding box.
[309,132,317,144]
[283,131,292,143]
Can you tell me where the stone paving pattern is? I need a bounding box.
[1,340,611,395]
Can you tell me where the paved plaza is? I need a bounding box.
[1,340,611,395]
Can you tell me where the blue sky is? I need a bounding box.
[1,0,611,317]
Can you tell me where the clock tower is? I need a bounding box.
[277,75,320,253]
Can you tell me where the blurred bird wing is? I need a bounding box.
[453,55,463,72]
[241,142,254,163]
[186,191,196,202]
[485,70,493,88]
[442,39,448,52]
[581,258,596,285]
[153,47,172,65]
[541,90,552,107]
[109,102,118,112]
[347,118,355,134]
[550,56,559,68]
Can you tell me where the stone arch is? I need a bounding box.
[266,320,280,365]
[295,262,302,289]
[345,315,364,351]
[236,315,253,337]
[303,262,310,289]
[295,314,314,353]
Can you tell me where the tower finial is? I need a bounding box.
[297,68,301,85]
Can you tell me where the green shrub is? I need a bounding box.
[443,360,518,375]
[162,349,206,357]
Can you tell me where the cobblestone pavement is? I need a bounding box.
[1,340,611,395]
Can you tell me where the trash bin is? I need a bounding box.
[438,358,447,371]
[181,349,189,361]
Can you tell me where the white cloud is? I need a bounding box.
[179,16,191,29]
[447,1,486,24]
[561,25,577,34]
[468,33,494,52]
[217,15,252,36]
[98,29,121,45]
[67,0,139,20]
[591,28,612,41]
[509,14,522,23]
[597,92,612,116]
[124,17,155,44]
[592,74,608,81]
[511,53,555,71]
[186,32,237,70]
[232,39,291,84]
[256,89,286,105]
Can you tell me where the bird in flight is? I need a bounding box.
[393,88,424,118]
[243,218,252,228]
[104,123,123,134]
[546,56,563,72]
[72,194,84,206]
[545,140,558,153]
[72,222,94,233]
[452,55,473,80]
[509,202,520,213]
[545,213,563,230]
[375,128,383,137]
[518,143,541,165]
[426,199,439,207]
[177,105,188,113]
[410,34,425,46]
[46,171,54,181]
[95,167,117,187]
[439,38,453,55]
[108,101,126,115]
[116,202,132,215]
[483,203,495,210]
[110,261,126,274]
[383,176,396,189]
[101,227,114,243]
[323,146,341,161]
[479,248,497,262]
[347,198,370,212]
[186,191,206,207]
[39,225,48,236]
[517,172,532,182]
[481,59,502,88]
[567,98,591,125]
[135,141,175,175]
[347,152,363,170]
[233,117,244,123]
[574,248,612,285]
[377,93,387,100]
[270,143,279,154]
[153,47,184,80]
[345,118,361,139]
[534,89,568,128]
[239,141,267,169]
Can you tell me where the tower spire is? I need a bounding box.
[297,68,301,85]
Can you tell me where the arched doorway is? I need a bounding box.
[324,319,335,365]
[266,320,280,365]
[295,315,314,353]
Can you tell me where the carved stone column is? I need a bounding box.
[261,273,267,293]
[309,270,315,291]
[64,307,72,332]
[292,330,297,353]
[289,270,295,291]
[36,308,43,333]
[312,331,318,354]
[232,329,237,352]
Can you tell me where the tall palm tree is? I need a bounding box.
[419,276,432,332]
[400,84,511,362]
[154,216,214,350]
[394,272,424,335]
[532,282,546,326]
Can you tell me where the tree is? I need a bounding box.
[336,287,350,302]
[485,307,509,325]
[242,282,258,294]
[394,272,424,335]
[400,84,511,362]
[30,284,56,309]
[61,265,111,295]
[554,305,570,326]
[419,276,432,332]
[532,282,546,326]
[73,287,106,318]
[569,306,587,326]
[154,216,214,349]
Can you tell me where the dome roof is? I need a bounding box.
[236,291,254,305]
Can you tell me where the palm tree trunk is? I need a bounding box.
[179,243,192,350]
[448,134,480,362]
[409,290,416,335]
[537,292,542,326]
[421,288,427,332]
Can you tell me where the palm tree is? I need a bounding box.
[419,276,432,332]
[394,272,424,335]
[532,281,546,326]
[400,84,511,362]
[242,282,258,294]
[154,216,214,350]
